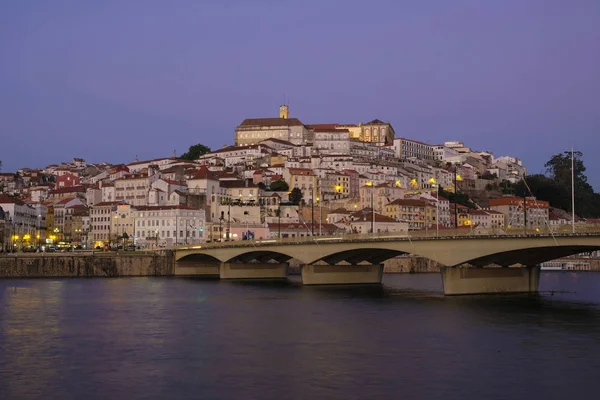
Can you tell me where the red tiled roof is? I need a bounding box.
[134,205,198,211]
[388,199,428,207]
[189,166,219,180]
[349,208,398,223]
[287,168,314,175]
[56,197,76,205]
[163,179,184,185]
[93,201,123,207]
[329,208,351,214]
[306,124,338,130]
[49,186,86,194]
[0,194,26,206]
[238,118,304,127]
[259,138,296,146]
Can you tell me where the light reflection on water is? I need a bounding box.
[1,273,600,400]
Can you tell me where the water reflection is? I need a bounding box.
[1,274,600,400]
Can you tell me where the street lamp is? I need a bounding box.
[277,197,281,239]
[366,181,374,234]
[429,177,439,237]
[37,214,42,250]
[453,164,463,229]
[310,185,315,236]
[316,193,322,237]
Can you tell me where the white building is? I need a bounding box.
[0,195,44,246]
[394,138,434,160]
[133,206,206,247]
[114,173,161,206]
[432,145,462,163]
[313,128,351,155]
[90,201,120,245]
[235,106,313,146]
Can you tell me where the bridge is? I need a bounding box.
[173,231,600,295]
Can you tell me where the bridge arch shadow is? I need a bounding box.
[221,248,410,265]
[177,253,222,263]
[463,245,600,267]
[315,248,408,265]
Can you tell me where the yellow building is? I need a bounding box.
[45,205,55,242]
[385,199,434,230]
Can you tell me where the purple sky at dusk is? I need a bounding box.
[1,0,599,188]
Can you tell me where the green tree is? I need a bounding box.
[439,188,476,209]
[270,180,289,192]
[289,187,303,205]
[180,144,211,160]
[516,152,600,218]
[545,151,592,192]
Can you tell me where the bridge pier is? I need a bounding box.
[219,262,288,280]
[301,264,384,285]
[174,260,220,277]
[440,265,540,295]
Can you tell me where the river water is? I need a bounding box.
[1,272,600,400]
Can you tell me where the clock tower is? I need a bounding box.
[279,104,289,119]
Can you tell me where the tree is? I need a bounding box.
[480,171,497,180]
[180,144,211,161]
[289,187,303,205]
[545,151,592,192]
[270,180,289,192]
[439,188,476,209]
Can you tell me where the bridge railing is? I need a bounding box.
[173,224,600,251]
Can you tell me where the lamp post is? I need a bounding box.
[310,185,315,236]
[366,182,374,234]
[453,164,463,229]
[227,197,231,241]
[277,196,282,239]
[317,192,322,237]
[429,178,439,237]
[114,215,120,250]
[37,214,41,250]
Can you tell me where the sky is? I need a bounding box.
[1,0,599,189]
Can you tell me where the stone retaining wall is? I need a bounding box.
[0,253,173,278]
[383,256,443,273]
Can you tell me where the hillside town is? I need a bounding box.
[0,106,592,251]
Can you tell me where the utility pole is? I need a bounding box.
[523,193,527,234]
[311,186,315,236]
[227,201,231,241]
[454,165,458,229]
[571,148,576,233]
[371,186,375,234]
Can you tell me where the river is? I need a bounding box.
[1,272,600,400]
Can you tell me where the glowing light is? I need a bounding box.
[395,180,401,187]
[428,177,436,184]
[366,181,373,187]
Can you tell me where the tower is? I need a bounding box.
[279,104,289,119]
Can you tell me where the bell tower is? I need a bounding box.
[279,104,289,119]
